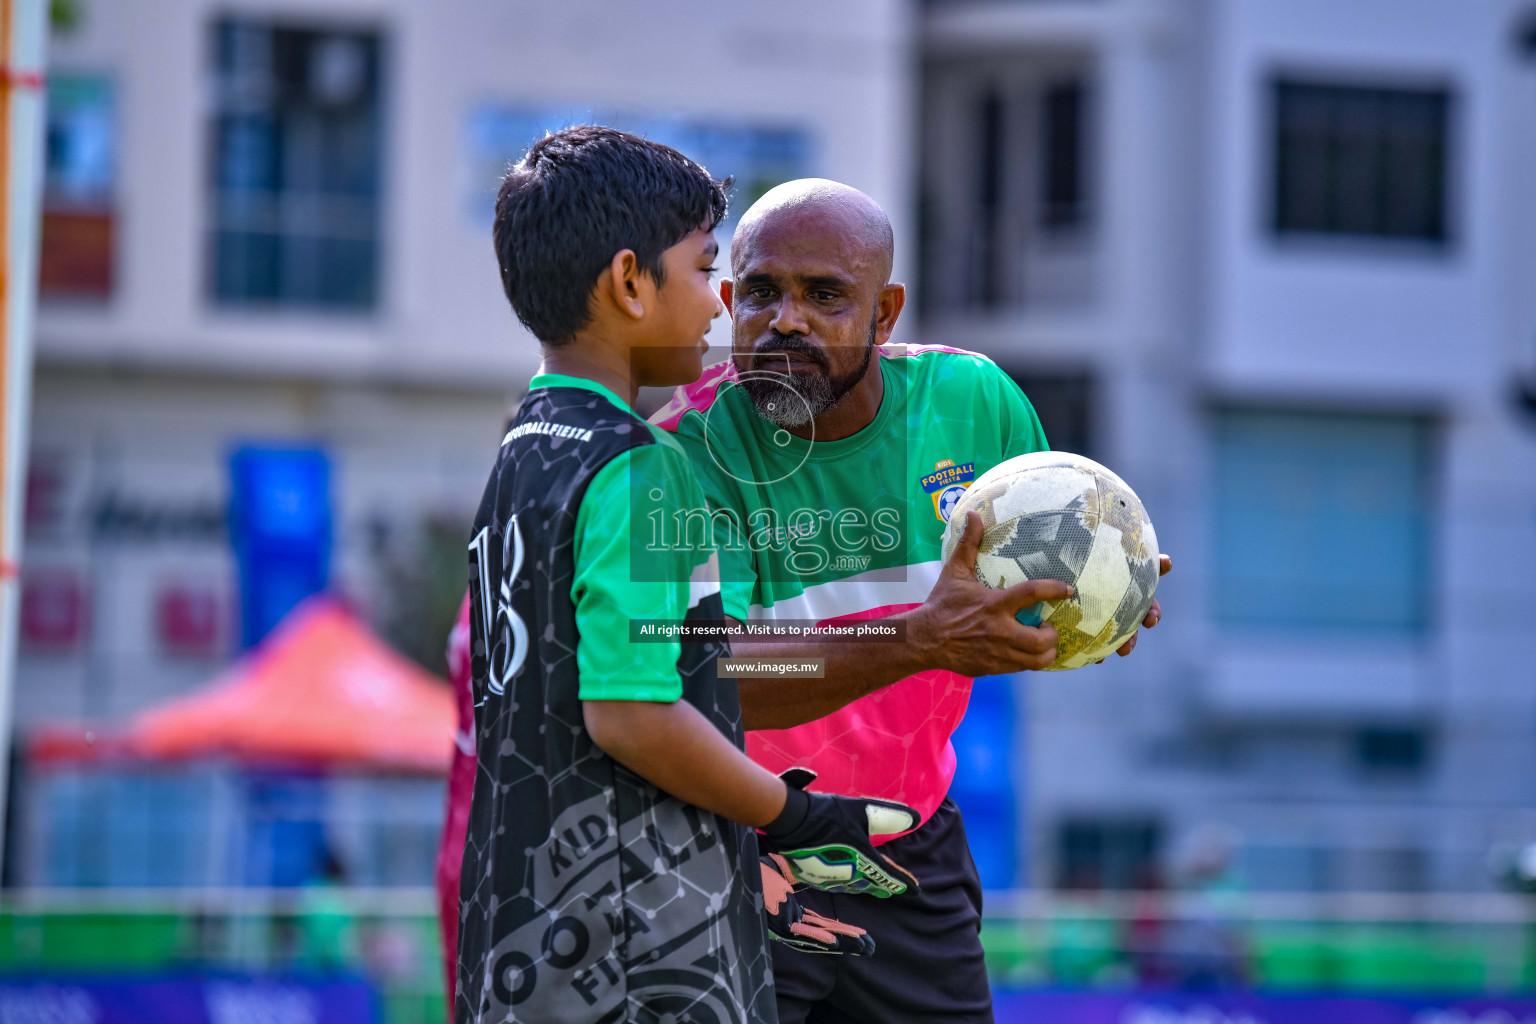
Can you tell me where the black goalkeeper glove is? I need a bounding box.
[760,853,876,956]
[760,769,920,898]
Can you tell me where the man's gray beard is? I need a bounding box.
[744,369,838,427]
[743,319,877,428]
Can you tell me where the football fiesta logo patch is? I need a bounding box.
[921,458,975,522]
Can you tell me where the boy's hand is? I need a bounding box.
[760,853,875,956]
[761,770,920,898]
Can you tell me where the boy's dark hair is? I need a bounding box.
[493,125,730,346]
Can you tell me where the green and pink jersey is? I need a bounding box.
[652,344,1049,837]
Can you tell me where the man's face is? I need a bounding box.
[632,224,722,387]
[725,207,886,427]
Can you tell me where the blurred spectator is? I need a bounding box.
[1123,866,1173,989]
[1165,825,1250,991]
[299,850,357,971]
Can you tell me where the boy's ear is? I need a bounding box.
[603,249,647,321]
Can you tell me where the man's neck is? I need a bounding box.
[537,339,637,407]
[787,354,885,443]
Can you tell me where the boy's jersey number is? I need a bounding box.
[469,517,529,699]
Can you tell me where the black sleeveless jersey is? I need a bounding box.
[455,383,776,1024]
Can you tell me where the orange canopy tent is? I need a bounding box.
[30,597,456,774]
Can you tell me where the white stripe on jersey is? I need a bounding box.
[687,552,723,610]
[746,560,944,622]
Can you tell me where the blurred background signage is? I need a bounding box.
[228,446,330,649]
[38,72,112,298]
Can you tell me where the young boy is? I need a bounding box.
[456,126,915,1024]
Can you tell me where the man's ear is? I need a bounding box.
[719,279,734,317]
[873,282,906,346]
[601,249,647,321]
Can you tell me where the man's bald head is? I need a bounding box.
[733,178,894,285]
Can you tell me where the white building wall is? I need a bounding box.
[1204,0,1510,400]
[38,0,915,384]
[21,367,508,727]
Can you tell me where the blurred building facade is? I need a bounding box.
[14,0,1536,894]
[920,0,1536,895]
[14,0,914,885]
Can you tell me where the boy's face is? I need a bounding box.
[632,224,722,387]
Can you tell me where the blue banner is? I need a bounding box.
[0,976,375,1024]
[229,446,332,648]
[995,990,1536,1024]
[949,674,1019,887]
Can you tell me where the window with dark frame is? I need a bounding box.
[1056,817,1161,891]
[1041,81,1086,229]
[1355,727,1430,774]
[972,89,1006,308]
[1272,79,1449,243]
[1000,369,1095,461]
[210,20,383,309]
[918,62,1093,317]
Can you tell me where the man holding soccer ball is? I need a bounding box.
[653,178,1170,1022]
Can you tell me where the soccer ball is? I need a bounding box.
[939,452,1160,671]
